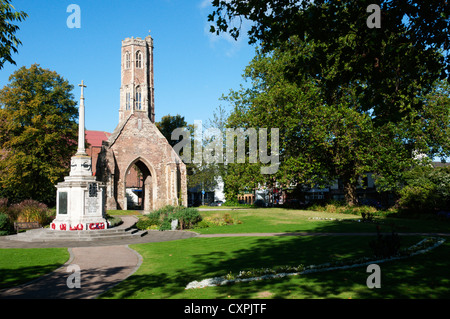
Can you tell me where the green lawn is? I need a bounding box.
[0,248,70,289]
[1,208,449,298]
[98,235,449,299]
[107,210,142,216]
[98,208,450,299]
[193,208,450,234]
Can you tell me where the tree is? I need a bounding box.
[397,163,450,214]
[209,1,450,124]
[223,43,450,205]
[156,114,188,148]
[0,0,27,69]
[155,114,220,192]
[210,1,450,204]
[0,64,78,204]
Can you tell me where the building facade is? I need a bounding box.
[96,35,187,211]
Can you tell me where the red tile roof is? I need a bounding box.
[85,130,111,147]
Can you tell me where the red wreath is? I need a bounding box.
[89,222,105,230]
[70,224,83,231]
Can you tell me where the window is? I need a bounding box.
[125,51,130,69]
[136,50,142,68]
[125,92,131,110]
[135,87,142,110]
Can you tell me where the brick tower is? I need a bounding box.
[97,35,187,212]
[119,35,155,123]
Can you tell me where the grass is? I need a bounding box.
[98,208,450,299]
[1,207,449,298]
[193,208,450,234]
[98,235,449,299]
[107,210,142,216]
[0,248,70,289]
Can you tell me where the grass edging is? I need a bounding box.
[185,236,445,289]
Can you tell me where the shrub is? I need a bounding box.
[8,199,52,225]
[174,207,202,230]
[136,206,202,231]
[222,199,252,207]
[397,165,450,215]
[0,198,8,215]
[106,215,123,228]
[194,213,241,229]
[136,211,162,230]
[0,213,13,235]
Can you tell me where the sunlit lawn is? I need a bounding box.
[192,208,450,234]
[1,207,449,299]
[0,248,70,289]
[99,207,450,299]
[99,235,450,299]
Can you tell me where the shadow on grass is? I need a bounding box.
[100,219,450,299]
[0,263,64,290]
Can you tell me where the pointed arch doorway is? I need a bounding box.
[124,158,155,212]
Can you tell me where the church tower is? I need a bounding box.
[97,34,187,212]
[119,35,155,123]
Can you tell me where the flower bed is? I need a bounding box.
[185,236,445,289]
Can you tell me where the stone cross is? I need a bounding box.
[76,80,87,156]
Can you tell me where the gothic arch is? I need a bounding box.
[123,157,157,211]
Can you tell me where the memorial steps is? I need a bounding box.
[6,216,148,243]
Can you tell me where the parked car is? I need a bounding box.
[209,201,224,206]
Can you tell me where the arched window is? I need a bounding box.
[125,51,131,69]
[136,50,142,69]
[135,87,142,110]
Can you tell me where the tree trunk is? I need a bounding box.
[343,179,358,206]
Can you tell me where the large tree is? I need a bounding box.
[0,0,27,69]
[210,0,450,204]
[223,42,450,205]
[0,64,78,204]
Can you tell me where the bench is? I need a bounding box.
[14,221,41,233]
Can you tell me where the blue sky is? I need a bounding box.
[0,0,255,133]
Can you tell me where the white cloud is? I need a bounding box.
[198,0,251,57]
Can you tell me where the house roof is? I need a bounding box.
[432,161,450,168]
[85,130,111,148]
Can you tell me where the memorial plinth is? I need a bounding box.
[51,81,107,231]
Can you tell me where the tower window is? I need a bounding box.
[136,50,142,69]
[135,87,142,110]
[125,51,131,69]
[126,92,131,110]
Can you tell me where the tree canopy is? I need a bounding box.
[209,0,450,204]
[222,40,450,204]
[0,0,27,69]
[209,0,450,125]
[0,64,78,204]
